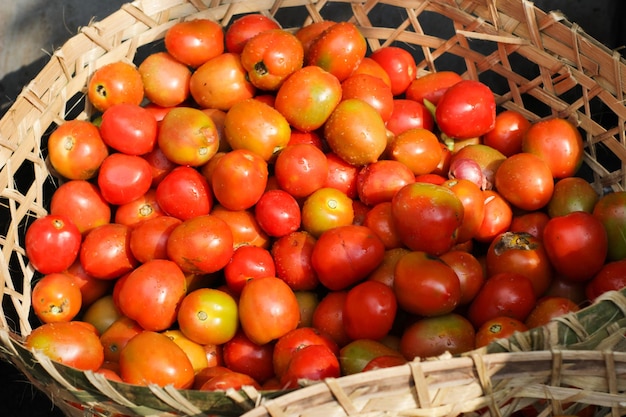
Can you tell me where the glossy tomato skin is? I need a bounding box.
[524,296,580,329]
[87,62,144,112]
[274,143,328,199]
[224,245,276,295]
[271,231,319,291]
[369,46,417,96]
[494,152,555,211]
[164,18,224,68]
[254,189,301,238]
[32,273,82,323]
[509,211,550,240]
[473,190,513,243]
[99,103,157,156]
[389,128,442,176]
[341,73,394,122]
[442,178,485,243]
[211,206,270,249]
[356,160,415,207]
[97,153,153,206]
[364,203,403,250]
[586,259,626,301]
[211,149,268,211]
[25,214,81,275]
[482,110,530,157]
[280,344,340,389]
[301,187,354,238]
[223,330,275,384]
[114,189,164,228]
[385,99,435,136]
[547,177,599,218]
[177,288,238,346]
[80,223,137,280]
[405,71,463,106]
[311,291,350,347]
[64,260,112,307]
[440,250,485,306]
[225,14,281,54]
[100,316,143,363]
[399,313,475,360]
[339,339,403,375]
[129,215,181,263]
[155,166,213,220]
[138,51,191,107]
[475,316,528,348]
[343,280,397,341]
[592,191,626,261]
[272,327,339,379]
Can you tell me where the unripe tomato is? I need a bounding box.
[593,191,626,261]
[177,288,238,345]
[399,313,475,360]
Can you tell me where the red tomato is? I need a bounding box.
[25,214,81,274]
[100,316,143,363]
[47,120,109,180]
[351,56,392,88]
[475,316,528,348]
[225,14,281,54]
[356,160,416,207]
[114,189,165,227]
[494,152,555,211]
[586,259,626,301]
[224,245,276,295]
[32,273,82,323]
[442,178,486,243]
[200,371,260,391]
[341,73,394,121]
[99,103,157,156]
[474,190,513,243]
[280,344,340,389]
[509,211,550,240]
[343,280,397,341]
[177,288,238,345]
[361,355,407,372]
[312,291,350,347]
[50,179,112,235]
[128,216,181,263]
[547,177,599,218]
[301,187,354,238]
[389,128,442,176]
[405,71,463,106]
[543,211,608,282]
[164,18,224,68]
[274,143,328,198]
[254,189,301,238]
[155,166,213,220]
[385,99,435,136]
[138,51,191,107]
[482,110,531,157]
[87,62,144,112]
[324,152,360,199]
[212,149,268,211]
[97,153,152,206]
[440,250,485,306]
[272,327,339,379]
[593,191,626,261]
[211,206,270,249]
[80,223,137,280]
[223,330,275,384]
[524,297,580,329]
[295,21,337,56]
[370,46,417,96]
[399,313,475,360]
[141,144,177,187]
[64,260,112,307]
[364,202,403,250]
[271,231,319,292]
[339,339,403,375]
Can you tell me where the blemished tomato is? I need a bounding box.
[177,288,238,345]
[369,46,417,96]
[47,120,109,180]
[225,14,281,54]
[467,272,537,328]
[301,187,355,238]
[211,206,270,249]
[99,103,157,156]
[32,273,82,323]
[405,71,463,106]
[138,51,191,107]
[25,321,104,371]
[593,191,626,261]
[119,331,194,389]
[343,280,397,341]
[440,250,485,306]
[117,260,186,331]
[311,225,385,291]
[586,259,626,301]
[224,245,276,295]
[482,109,531,157]
[164,18,224,68]
[274,143,328,199]
[543,211,608,282]
[385,99,435,136]
[494,152,555,211]
[99,316,143,363]
[475,316,528,348]
[223,330,275,384]
[341,73,394,122]
[254,189,301,238]
[356,160,416,207]
[272,327,339,379]
[547,177,599,218]
[162,330,209,374]
[364,202,403,250]
[312,291,350,347]
[389,128,442,176]
[473,190,513,243]
[211,149,268,211]
[324,152,360,199]
[524,297,580,329]
[509,211,550,240]
[280,344,340,389]
[25,214,81,275]
[155,166,213,221]
[442,178,485,243]
[238,276,300,345]
[87,61,144,112]
[97,153,153,206]
[271,231,319,292]
[522,118,583,178]
[79,223,137,280]
[399,313,475,360]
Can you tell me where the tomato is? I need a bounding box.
[362,355,407,372]
[114,189,164,227]
[543,211,608,282]
[271,231,319,292]
[97,153,152,206]
[119,331,194,388]
[280,344,340,388]
[162,330,209,374]
[399,313,475,360]
[321,152,358,199]
[295,291,319,329]
[364,202,403,250]
[99,103,157,156]
[190,52,256,110]
[47,120,108,180]
[486,231,554,297]
[274,143,328,198]
[138,51,191,107]
[593,191,626,261]
[212,149,268,211]
[81,294,121,335]
[25,214,81,274]
[341,73,394,122]
[241,29,304,90]
[494,152,554,211]
[385,99,435,136]
[473,190,513,243]
[65,260,113,307]
[524,297,580,329]
[435,80,496,140]
[25,321,104,371]
[142,144,178,187]
[356,160,415,207]
[129,216,180,264]
[311,225,385,291]
[475,316,528,348]
[87,61,144,112]
[275,65,342,132]
[405,71,463,106]
[509,211,550,240]
[482,109,531,157]
[80,223,137,280]
[167,214,234,274]
[194,365,230,390]
[351,56,392,88]
[368,248,410,288]
[306,22,366,81]
[544,275,588,305]
[391,182,464,256]
[223,330,275,384]
[254,189,301,238]
[238,276,300,345]
[343,280,397,341]
[32,273,82,323]
[301,187,354,238]
[155,166,213,220]
[272,327,339,379]
[200,371,260,391]
[369,46,417,96]
[211,206,270,249]
[224,245,276,295]
[164,18,224,68]
[389,128,442,176]
[339,339,403,375]
[312,291,350,347]
[49,185,105,234]
[225,14,281,53]
[522,118,583,178]
[100,316,143,363]
[442,178,485,243]
[547,177,599,218]
[177,288,238,345]
[586,259,626,301]
[440,250,485,306]
[467,272,537,328]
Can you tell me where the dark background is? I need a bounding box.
[1,1,625,416]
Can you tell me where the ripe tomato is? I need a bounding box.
[405,71,463,106]
[364,202,403,250]
[440,250,485,306]
[79,223,137,280]
[369,46,417,96]
[547,177,599,218]
[119,331,194,388]
[155,166,213,220]
[223,330,275,384]
[162,330,209,374]
[399,313,475,360]
[47,120,108,180]
[356,160,416,207]
[97,153,152,206]
[435,80,495,140]
[295,291,319,329]
[473,190,513,243]
[138,51,191,107]
[238,276,300,345]
[494,152,554,211]
[224,245,276,295]
[32,273,82,323]
[524,297,580,329]
[211,206,270,249]
[99,103,157,156]
[482,109,530,157]
[64,260,112,307]
[177,288,238,345]
[385,99,435,136]
[272,327,339,379]
[254,189,301,238]
[509,211,550,240]
[87,61,144,112]
[301,187,355,238]
[442,178,485,243]
[324,152,360,199]
[543,211,608,282]
[339,339,404,375]
[593,191,626,261]
[225,14,281,53]
[368,248,410,288]
[25,321,104,371]
[271,231,319,291]
[114,189,164,227]
[306,22,366,81]
[475,316,528,348]
[164,18,224,68]
[141,144,178,187]
[81,294,121,335]
[351,56,392,88]
[389,128,442,176]
[274,143,328,198]
[25,214,81,274]
[280,344,340,389]
[586,259,626,301]
[312,291,350,347]
[100,316,143,363]
[200,371,260,391]
[343,280,397,341]
[341,73,394,121]
[295,20,336,55]
[211,149,268,211]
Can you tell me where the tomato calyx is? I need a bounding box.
[487,323,502,334]
[254,61,269,76]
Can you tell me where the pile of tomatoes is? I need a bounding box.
[21,13,626,395]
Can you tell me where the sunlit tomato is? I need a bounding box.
[364,202,403,250]
[99,103,157,156]
[114,189,164,227]
[388,128,442,176]
[405,71,463,106]
[356,160,415,207]
[339,338,404,375]
[486,231,553,297]
[522,118,583,178]
[222,330,275,384]
[25,321,104,371]
[238,276,300,345]
[524,297,580,329]
[225,14,281,53]
[274,65,342,132]
[593,191,626,261]
[100,316,143,363]
[494,152,554,211]
[301,187,354,238]
[415,173,447,185]
[200,371,261,391]
[341,73,394,122]
[450,144,507,191]
[155,166,213,220]
[190,52,256,110]
[224,98,291,161]
[274,143,328,198]
[271,231,319,291]
[241,29,304,90]
[543,211,608,282]
[467,272,537,328]
[288,129,324,149]
[473,190,513,243]
[64,260,112,307]
[399,313,475,360]
[177,288,238,345]
[311,225,385,290]
[50,181,110,235]
[547,177,599,218]
[442,178,485,243]
[351,56,392,88]
[586,259,626,301]
[391,182,464,256]
[97,153,152,206]
[435,80,496,140]
[306,22,366,81]
[224,245,276,295]
[385,99,435,136]
[343,280,397,341]
[272,327,338,379]
[212,206,270,249]
[254,189,301,238]
[212,149,268,211]
[440,250,485,306]
[87,61,144,112]
[141,144,178,187]
[509,211,550,240]
[369,46,416,96]
[47,120,108,180]
[167,214,234,274]
[80,223,137,280]
[482,109,531,157]
[475,316,528,348]
[162,330,209,374]
[119,331,194,388]
[280,344,340,389]
[128,215,180,263]
[164,18,224,68]
[323,152,359,199]
[81,294,121,335]
[25,214,81,275]
[138,51,191,107]
[32,273,82,323]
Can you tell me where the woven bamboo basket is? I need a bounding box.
[2,0,626,416]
